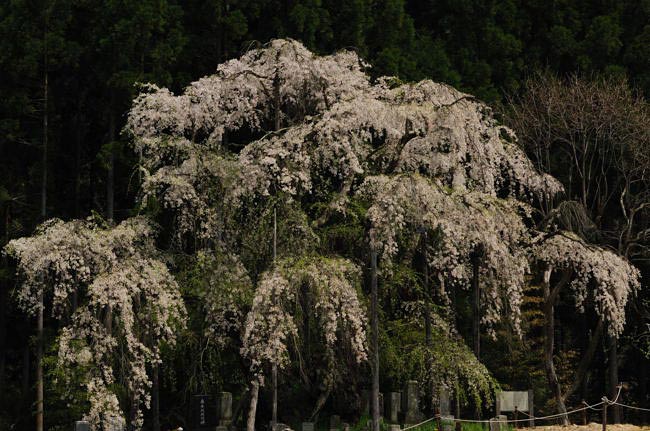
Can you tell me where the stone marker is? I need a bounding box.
[440,415,455,431]
[330,415,341,431]
[386,392,401,423]
[75,421,90,431]
[388,425,401,431]
[402,380,424,425]
[302,422,315,431]
[489,415,508,431]
[439,387,451,416]
[217,392,233,426]
[192,394,216,430]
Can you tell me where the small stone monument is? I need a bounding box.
[439,387,451,416]
[440,415,455,431]
[330,415,341,431]
[216,392,233,426]
[75,421,90,431]
[386,392,401,423]
[402,380,424,425]
[302,422,315,431]
[192,394,216,430]
[489,415,508,431]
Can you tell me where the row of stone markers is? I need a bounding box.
[73,381,461,431]
[72,392,234,431]
[298,381,453,431]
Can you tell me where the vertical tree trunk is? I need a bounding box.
[641,357,647,424]
[0,203,8,390]
[106,96,116,223]
[74,112,82,218]
[41,76,48,221]
[423,241,431,346]
[608,335,620,423]
[370,249,380,431]
[153,363,161,431]
[36,36,49,431]
[247,382,259,431]
[542,268,569,425]
[22,339,30,398]
[472,256,480,360]
[271,206,278,427]
[36,291,44,431]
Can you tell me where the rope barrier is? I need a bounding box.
[583,401,602,411]
[611,402,650,413]
[401,385,649,431]
[402,401,605,430]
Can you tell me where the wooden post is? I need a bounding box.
[514,406,519,429]
[435,407,442,431]
[582,401,587,426]
[602,398,608,431]
[528,389,534,428]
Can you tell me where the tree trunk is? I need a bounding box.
[36,291,44,431]
[74,112,82,217]
[36,39,48,431]
[370,249,380,431]
[0,267,5,391]
[271,206,278,426]
[608,335,620,423]
[0,203,8,390]
[41,73,48,221]
[561,319,604,404]
[472,257,480,360]
[641,356,647,424]
[106,97,116,223]
[542,268,569,425]
[247,381,259,431]
[153,363,160,431]
[22,339,30,399]
[423,247,431,346]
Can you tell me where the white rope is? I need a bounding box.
[401,385,641,431]
[402,401,605,430]
[401,416,438,431]
[583,400,602,411]
[604,385,624,405]
[612,402,650,413]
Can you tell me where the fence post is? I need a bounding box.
[582,401,587,426]
[435,407,442,431]
[528,389,534,428]
[602,397,608,431]
[514,406,519,429]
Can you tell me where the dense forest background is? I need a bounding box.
[1,0,650,430]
